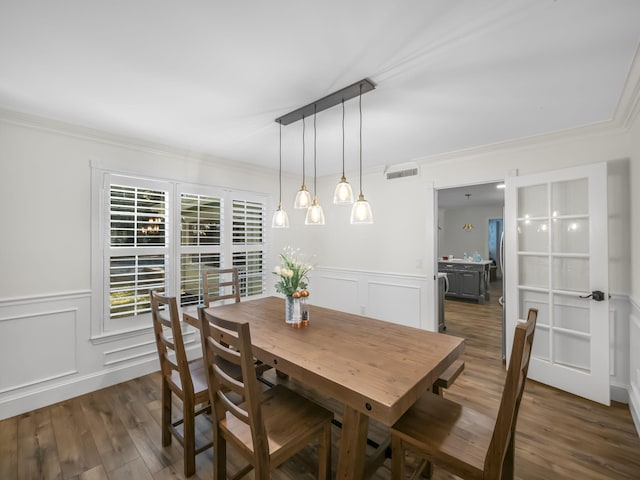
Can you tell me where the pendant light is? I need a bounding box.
[350,84,373,224]
[305,106,325,225]
[294,115,312,209]
[333,99,354,205]
[271,122,289,228]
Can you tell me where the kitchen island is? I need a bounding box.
[438,259,492,304]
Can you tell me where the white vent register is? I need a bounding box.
[385,162,419,180]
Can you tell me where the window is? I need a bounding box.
[92,170,267,337]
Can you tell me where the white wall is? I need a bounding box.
[628,109,640,433]
[438,204,504,261]
[0,113,298,419]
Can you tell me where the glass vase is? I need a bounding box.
[285,295,301,324]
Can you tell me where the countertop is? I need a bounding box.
[439,258,493,265]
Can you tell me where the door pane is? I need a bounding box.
[519,290,549,326]
[553,294,590,334]
[552,257,589,292]
[518,219,549,252]
[518,184,547,217]
[551,178,588,216]
[553,330,590,372]
[552,218,589,253]
[519,256,548,288]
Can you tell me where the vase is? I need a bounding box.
[285,295,301,324]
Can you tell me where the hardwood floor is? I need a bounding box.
[2,282,639,479]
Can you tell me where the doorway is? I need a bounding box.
[436,181,505,351]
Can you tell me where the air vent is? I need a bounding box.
[385,163,419,180]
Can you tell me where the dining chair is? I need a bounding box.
[198,306,333,480]
[203,267,241,306]
[150,290,212,477]
[390,307,538,479]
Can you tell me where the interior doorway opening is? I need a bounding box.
[435,181,505,351]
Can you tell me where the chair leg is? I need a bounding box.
[213,432,226,480]
[391,435,405,480]
[162,379,172,447]
[502,435,515,480]
[183,396,196,477]
[317,422,332,480]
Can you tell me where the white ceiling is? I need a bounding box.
[1,1,639,177]
[438,182,504,209]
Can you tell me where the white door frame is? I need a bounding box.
[427,174,508,334]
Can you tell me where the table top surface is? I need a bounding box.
[184,296,464,425]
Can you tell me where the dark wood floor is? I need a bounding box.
[2,281,639,479]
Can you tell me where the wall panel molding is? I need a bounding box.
[0,290,163,420]
[309,267,431,330]
[629,298,640,436]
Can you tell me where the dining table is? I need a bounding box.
[183,296,464,480]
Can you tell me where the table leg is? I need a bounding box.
[336,406,369,480]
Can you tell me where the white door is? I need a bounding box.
[505,163,610,405]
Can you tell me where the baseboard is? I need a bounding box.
[0,357,159,421]
[629,383,640,438]
[611,384,630,403]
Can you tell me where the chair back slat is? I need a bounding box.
[198,306,267,449]
[150,290,193,393]
[203,268,241,306]
[485,307,538,477]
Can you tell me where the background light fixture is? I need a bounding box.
[271,122,289,228]
[294,115,311,209]
[350,84,373,224]
[305,107,325,225]
[333,99,354,205]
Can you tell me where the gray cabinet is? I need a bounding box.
[439,261,489,304]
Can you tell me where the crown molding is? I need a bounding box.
[614,42,640,129]
[0,107,277,177]
[413,119,625,167]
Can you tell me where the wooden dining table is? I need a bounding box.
[183,296,464,480]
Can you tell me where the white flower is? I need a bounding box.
[274,265,282,274]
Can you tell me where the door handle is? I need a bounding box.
[579,290,608,301]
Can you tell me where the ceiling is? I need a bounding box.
[1,1,639,177]
[438,182,504,209]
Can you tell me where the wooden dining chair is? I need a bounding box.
[203,267,241,306]
[198,306,333,480]
[150,291,212,477]
[390,308,538,480]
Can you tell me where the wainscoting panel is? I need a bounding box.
[309,272,360,315]
[629,297,640,435]
[308,267,431,330]
[0,291,160,420]
[0,308,77,394]
[368,282,421,328]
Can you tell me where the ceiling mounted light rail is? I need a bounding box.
[274,79,375,126]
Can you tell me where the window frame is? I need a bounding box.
[91,167,268,342]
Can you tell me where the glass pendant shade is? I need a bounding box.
[272,122,289,229]
[272,203,289,228]
[305,197,325,225]
[351,83,373,224]
[294,186,312,209]
[334,177,354,204]
[334,99,354,205]
[350,193,373,224]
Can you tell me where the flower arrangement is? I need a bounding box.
[273,247,312,297]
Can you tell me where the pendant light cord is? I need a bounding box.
[342,98,346,179]
[359,83,363,196]
[313,104,317,196]
[278,122,282,205]
[301,115,306,185]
